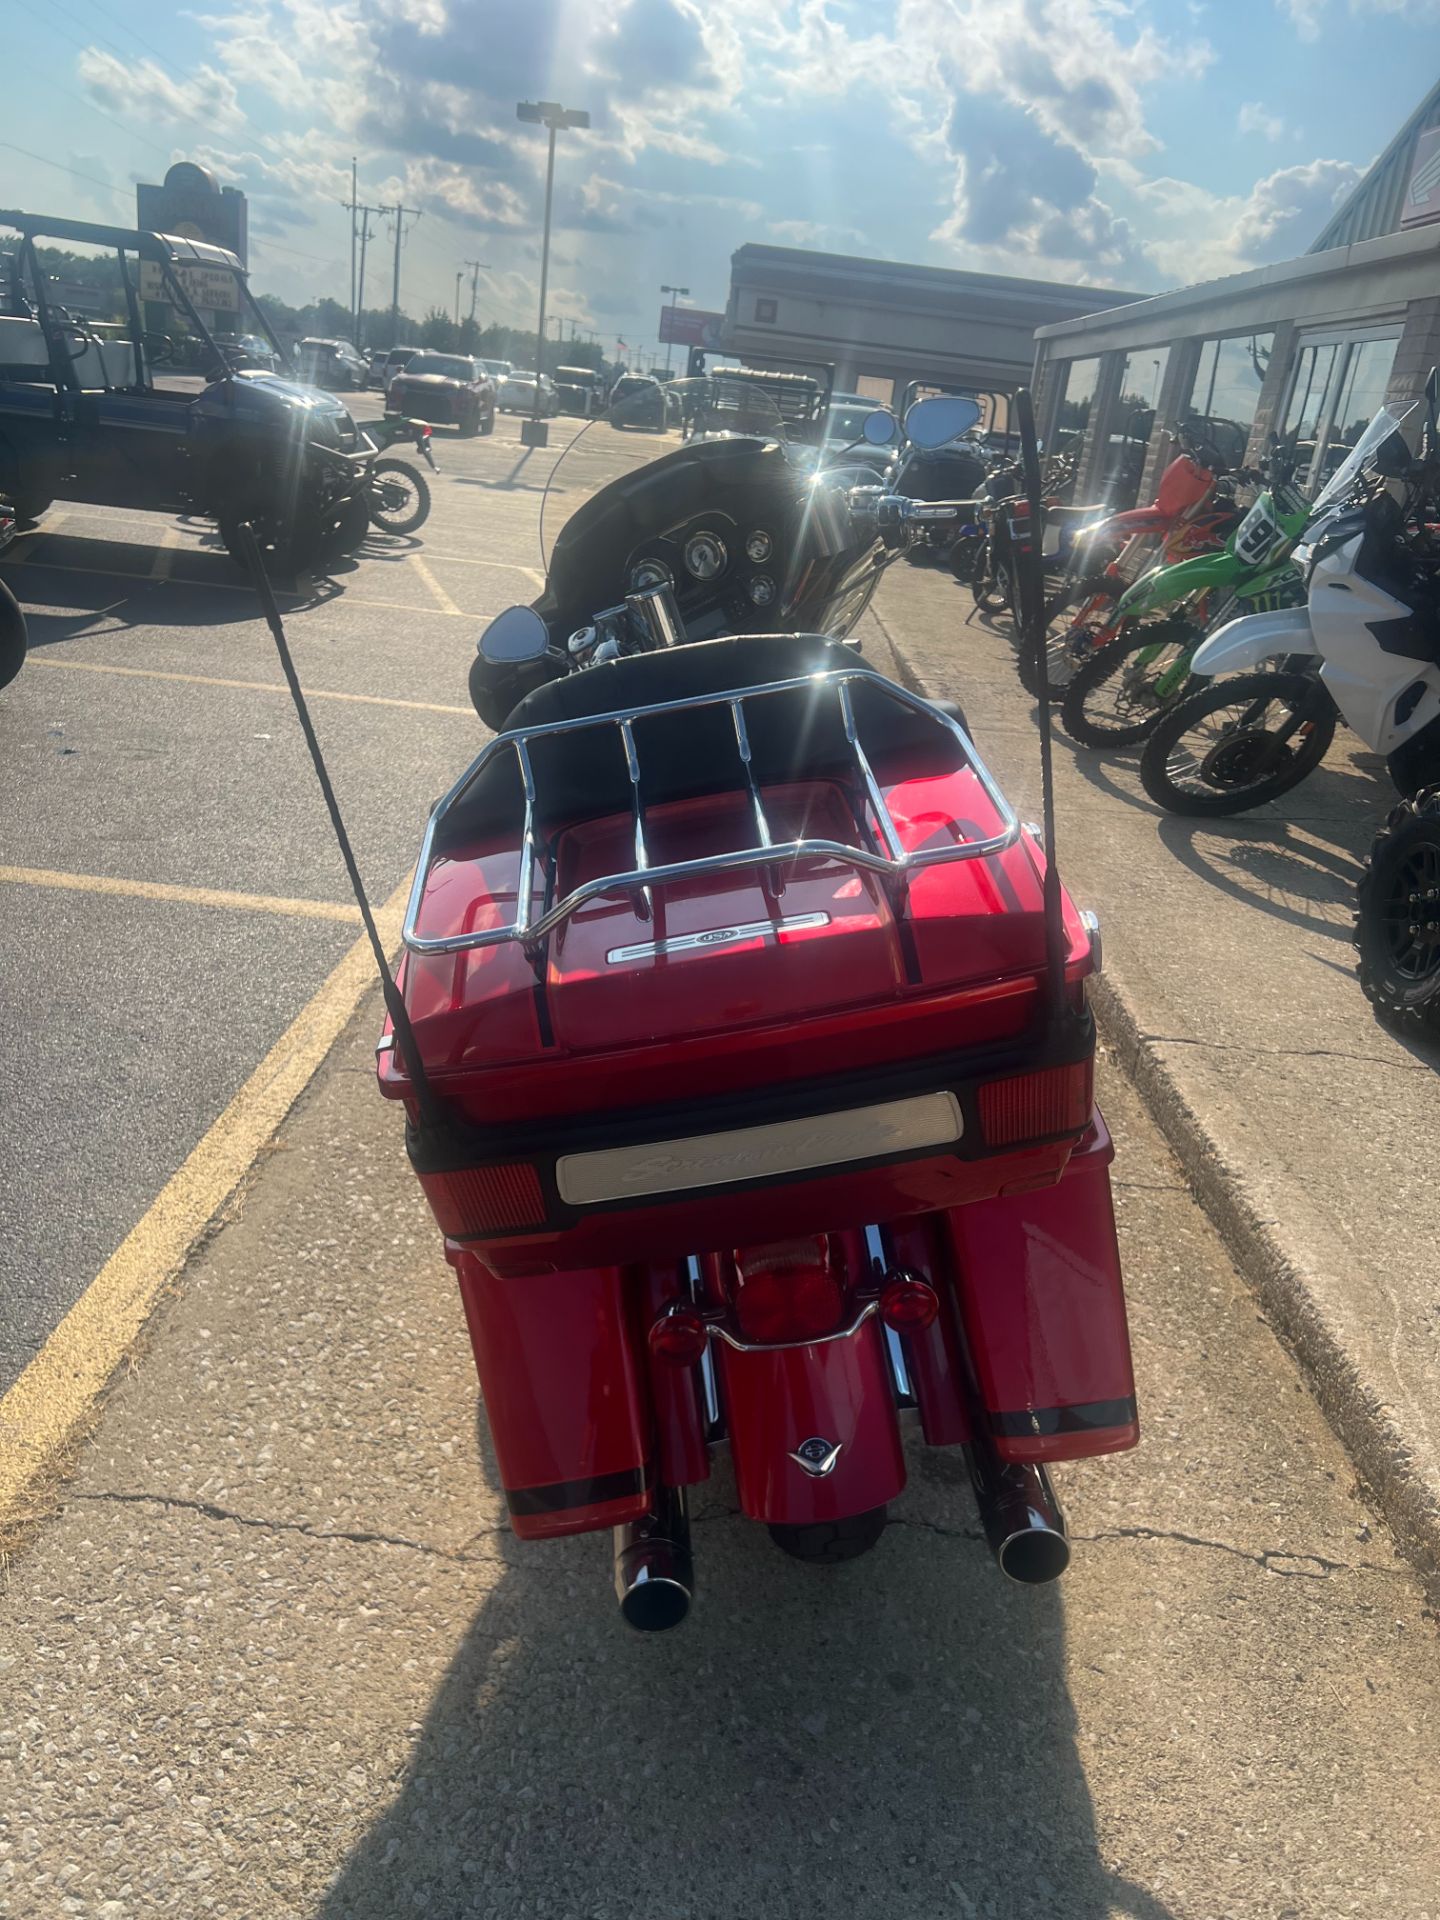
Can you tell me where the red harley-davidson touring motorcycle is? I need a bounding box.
[247,379,1138,1632]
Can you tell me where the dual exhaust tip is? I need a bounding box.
[613,1451,1068,1633]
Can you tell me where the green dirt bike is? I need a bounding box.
[1059,449,1311,749]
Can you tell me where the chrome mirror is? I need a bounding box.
[478,605,549,665]
[862,409,898,446]
[904,394,983,450]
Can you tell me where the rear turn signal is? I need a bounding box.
[879,1274,939,1332]
[978,1060,1092,1148]
[649,1309,710,1368]
[417,1162,545,1237]
[732,1235,845,1344]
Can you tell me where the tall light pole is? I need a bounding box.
[660,284,690,375]
[517,98,590,447]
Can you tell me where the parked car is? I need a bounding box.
[607,372,665,431]
[554,364,603,416]
[497,370,557,415]
[294,336,368,391]
[0,211,373,573]
[369,345,415,390]
[222,332,281,374]
[386,352,496,435]
[477,357,513,382]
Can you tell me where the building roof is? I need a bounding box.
[730,244,1144,320]
[1309,75,1440,253]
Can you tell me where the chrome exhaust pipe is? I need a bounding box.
[613,1485,693,1632]
[965,1439,1070,1585]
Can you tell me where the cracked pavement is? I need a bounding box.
[3,1000,1440,1919]
[868,569,1440,1584]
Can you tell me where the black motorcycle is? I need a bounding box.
[360,417,438,536]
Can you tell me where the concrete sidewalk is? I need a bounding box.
[867,566,1440,1591]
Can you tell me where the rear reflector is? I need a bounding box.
[649,1309,710,1368]
[418,1162,545,1237]
[879,1274,940,1332]
[978,1061,1092,1148]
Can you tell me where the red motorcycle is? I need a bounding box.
[254,381,1139,1631]
[1020,419,1243,699]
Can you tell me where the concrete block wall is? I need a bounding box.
[1244,319,1298,466]
[1386,296,1440,439]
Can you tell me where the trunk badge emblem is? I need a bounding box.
[790,1436,843,1478]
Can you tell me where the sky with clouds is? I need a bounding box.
[5,0,1439,357]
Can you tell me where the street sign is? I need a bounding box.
[1402,126,1440,230]
[658,305,724,348]
[138,260,241,313]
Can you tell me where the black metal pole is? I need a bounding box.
[1013,387,1067,1022]
[533,121,557,420]
[235,524,444,1133]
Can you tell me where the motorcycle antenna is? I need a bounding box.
[1013,386,1069,1023]
[234,523,445,1134]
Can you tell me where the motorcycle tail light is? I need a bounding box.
[731,1235,845,1344]
[879,1274,939,1332]
[417,1162,545,1237]
[978,1060,1092,1148]
[650,1309,710,1368]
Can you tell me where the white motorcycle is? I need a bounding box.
[1137,373,1440,1030]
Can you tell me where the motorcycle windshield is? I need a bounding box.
[1304,404,1415,526]
[534,375,890,648]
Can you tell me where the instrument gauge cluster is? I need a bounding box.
[683,531,728,582]
[745,529,773,564]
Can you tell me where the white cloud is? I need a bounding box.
[1238,101,1287,141]
[1137,155,1363,282]
[77,47,246,136]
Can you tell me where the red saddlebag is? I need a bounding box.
[943,1112,1137,1463]
[449,1250,652,1539]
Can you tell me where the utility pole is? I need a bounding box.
[454,270,463,327]
[347,157,357,339]
[388,204,421,344]
[355,207,374,350]
[464,259,488,324]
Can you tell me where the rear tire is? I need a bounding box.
[314,490,372,564]
[366,458,431,534]
[1139,670,1336,816]
[768,1506,888,1563]
[1356,790,1440,1039]
[479,406,495,436]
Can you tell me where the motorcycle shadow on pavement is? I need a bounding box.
[1155,814,1361,947]
[314,1425,1179,1920]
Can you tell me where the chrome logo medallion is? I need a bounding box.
[789,1436,843,1478]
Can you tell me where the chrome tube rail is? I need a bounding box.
[402,666,1020,957]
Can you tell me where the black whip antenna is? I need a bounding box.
[236,523,445,1133]
[1012,388,1068,1023]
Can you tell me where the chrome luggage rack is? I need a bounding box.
[402,666,1020,957]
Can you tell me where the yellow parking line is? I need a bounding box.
[0,865,364,923]
[148,524,183,581]
[0,556,299,598]
[0,875,411,1528]
[408,552,463,616]
[422,552,545,587]
[27,655,474,715]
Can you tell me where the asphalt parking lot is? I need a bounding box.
[0,405,655,1396]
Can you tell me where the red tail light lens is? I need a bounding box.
[649,1309,710,1368]
[418,1162,545,1237]
[978,1060,1092,1147]
[731,1235,845,1344]
[879,1275,939,1332]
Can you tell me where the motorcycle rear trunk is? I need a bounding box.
[378,637,1136,1577]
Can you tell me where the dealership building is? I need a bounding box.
[1030,76,1440,506]
[720,244,1143,412]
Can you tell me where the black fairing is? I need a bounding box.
[189,371,359,453]
[535,436,884,645]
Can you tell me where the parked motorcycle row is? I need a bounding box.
[966,375,1440,1038]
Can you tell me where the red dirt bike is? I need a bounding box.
[250,380,1139,1631]
[1019,419,1243,699]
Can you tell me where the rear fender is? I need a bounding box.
[1117,547,1235,620]
[1191,606,1316,677]
[716,1315,906,1524]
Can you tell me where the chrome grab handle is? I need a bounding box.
[402,665,1021,958]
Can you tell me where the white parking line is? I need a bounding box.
[27,656,474,714]
[408,552,463,617]
[148,525,184,581]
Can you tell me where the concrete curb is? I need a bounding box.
[875,611,1440,1594]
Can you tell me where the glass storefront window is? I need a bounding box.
[1185,332,1274,469]
[1281,330,1399,486]
[1053,356,1100,457]
[1100,346,1170,507]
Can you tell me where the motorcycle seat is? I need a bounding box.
[439,634,967,849]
